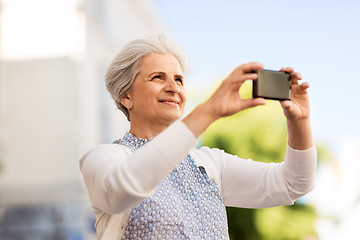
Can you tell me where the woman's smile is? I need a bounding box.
[158,98,180,106]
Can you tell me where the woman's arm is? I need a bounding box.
[185,65,316,207]
[183,64,314,151]
[183,62,266,137]
[80,121,196,214]
[212,143,317,208]
[279,67,314,150]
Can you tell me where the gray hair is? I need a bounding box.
[105,35,187,121]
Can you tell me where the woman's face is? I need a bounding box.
[124,53,187,125]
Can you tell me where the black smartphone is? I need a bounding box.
[253,70,291,100]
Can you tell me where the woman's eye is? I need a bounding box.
[152,75,162,80]
[175,78,183,85]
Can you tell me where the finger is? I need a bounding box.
[226,62,264,89]
[300,82,310,90]
[291,72,302,81]
[241,97,266,109]
[237,62,264,74]
[242,73,258,81]
[288,72,302,86]
[226,69,260,86]
[279,67,294,74]
[223,73,256,91]
[280,99,292,110]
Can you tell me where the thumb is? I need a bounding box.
[280,100,292,110]
[241,98,266,110]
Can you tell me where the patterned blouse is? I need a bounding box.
[114,132,229,239]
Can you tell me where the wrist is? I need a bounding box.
[199,102,220,123]
[286,117,310,126]
[182,103,218,138]
[287,118,314,150]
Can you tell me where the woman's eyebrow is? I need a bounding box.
[148,71,165,77]
[174,74,184,79]
[147,72,183,79]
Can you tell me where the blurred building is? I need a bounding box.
[0,0,166,238]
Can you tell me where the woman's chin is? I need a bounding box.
[159,112,183,123]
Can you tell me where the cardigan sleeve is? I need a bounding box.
[200,143,317,208]
[79,120,196,214]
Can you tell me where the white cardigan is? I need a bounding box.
[79,120,317,239]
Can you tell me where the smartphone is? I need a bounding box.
[253,70,291,100]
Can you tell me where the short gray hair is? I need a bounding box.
[105,35,187,121]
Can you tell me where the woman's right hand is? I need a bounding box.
[204,62,266,118]
[183,62,266,137]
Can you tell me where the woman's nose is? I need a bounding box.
[164,79,180,94]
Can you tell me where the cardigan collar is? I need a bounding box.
[113,132,152,152]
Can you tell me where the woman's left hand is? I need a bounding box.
[279,67,311,122]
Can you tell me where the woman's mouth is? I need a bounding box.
[158,99,179,106]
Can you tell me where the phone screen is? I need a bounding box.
[253,70,291,100]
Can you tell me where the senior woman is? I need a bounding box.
[80,36,316,239]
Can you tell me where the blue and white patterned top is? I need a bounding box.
[114,132,229,239]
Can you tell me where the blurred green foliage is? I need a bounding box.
[255,203,317,240]
[200,81,317,240]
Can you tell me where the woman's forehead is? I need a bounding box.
[140,53,183,74]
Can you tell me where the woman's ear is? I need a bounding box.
[120,95,132,110]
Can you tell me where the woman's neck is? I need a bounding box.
[128,118,176,139]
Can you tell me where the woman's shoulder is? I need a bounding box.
[82,143,131,155]
[79,143,132,169]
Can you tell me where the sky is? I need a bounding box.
[151,0,360,155]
